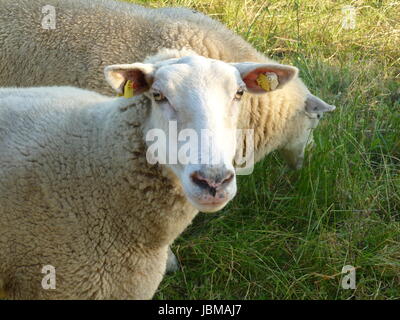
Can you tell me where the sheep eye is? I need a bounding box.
[235,89,244,100]
[153,92,166,102]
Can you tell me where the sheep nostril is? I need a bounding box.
[190,172,217,197]
[221,172,234,185]
[191,172,209,189]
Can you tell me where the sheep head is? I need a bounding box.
[104,52,297,212]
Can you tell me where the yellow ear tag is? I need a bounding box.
[123,80,135,98]
[256,73,279,92]
[118,80,135,98]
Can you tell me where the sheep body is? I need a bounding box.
[0,0,334,168]
[0,86,196,299]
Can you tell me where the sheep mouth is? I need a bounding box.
[193,201,229,213]
[186,192,234,213]
[197,198,227,206]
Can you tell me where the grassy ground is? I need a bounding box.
[128,0,400,299]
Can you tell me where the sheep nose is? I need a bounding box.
[190,169,235,197]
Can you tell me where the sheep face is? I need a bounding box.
[104,54,298,212]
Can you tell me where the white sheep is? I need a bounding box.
[0,50,297,299]
[0,0,335,272]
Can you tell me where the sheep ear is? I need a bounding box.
[305,93,336,113]
[233,62,298,93]
[104,63,154,95]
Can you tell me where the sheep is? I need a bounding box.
[0,49,298,299]
[0,0,335,272]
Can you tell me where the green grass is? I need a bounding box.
[127,0,400,299]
